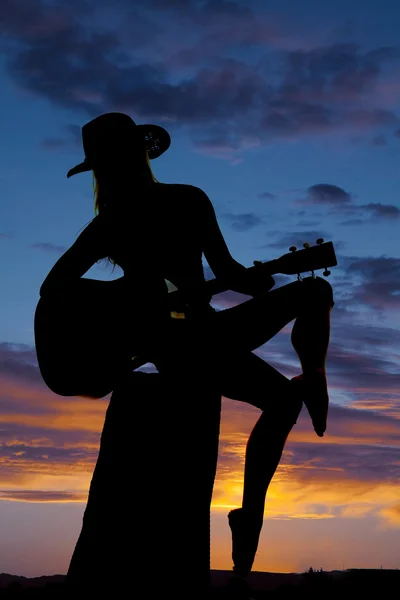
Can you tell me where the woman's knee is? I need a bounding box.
[301,275,334,307]
[263,396,302,430]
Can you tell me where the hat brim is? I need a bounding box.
[67,159,91,179]
[66,123,171,178]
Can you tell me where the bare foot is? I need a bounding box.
[291,370,329,437]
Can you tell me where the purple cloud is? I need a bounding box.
[1,3,400,159]
[343,256,400,311]
[297,184,399,223]
[276,44,399,104]
[0,0,74,40]
[284,440,400,485]
[362,203,400,218]
[306,184,352,205]
[0,443,98,470]
[0,420,100,449]
[0,342,41,385]
[338,203,400,223]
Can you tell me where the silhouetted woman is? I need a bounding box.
[39,113,334,579]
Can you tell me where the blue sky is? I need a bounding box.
[1,0,400,577]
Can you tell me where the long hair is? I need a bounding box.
[92,147,159,271]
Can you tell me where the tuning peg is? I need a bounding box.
[315,238,331,276]
[303,242,310,249]
[288,246,302,280]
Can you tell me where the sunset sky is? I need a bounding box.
[1,0,400,578]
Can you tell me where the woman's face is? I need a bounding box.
[94,155,153,209]
[95,141,147,176]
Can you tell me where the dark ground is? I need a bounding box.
[0,568,398,598]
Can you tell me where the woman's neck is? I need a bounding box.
[135,173,155,187]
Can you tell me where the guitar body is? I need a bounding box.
[34,278,131,399]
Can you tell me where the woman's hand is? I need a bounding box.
[228,263,275,297]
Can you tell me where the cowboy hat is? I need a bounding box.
[67,112,171,178]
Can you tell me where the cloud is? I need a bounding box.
[283,441,400,487]
[259,191,276,200]
[296,184,399,223]
[0,342,43,385]
[222,212,264,231]
[0,442,99,476]
[275,43,399,105]
[343,256,400,312]
[362,203,400,218]
[1,4,400,162]
[305,184,352,205]
[341,203,400,223]
[0,0,75,40]
[31,242,67,255]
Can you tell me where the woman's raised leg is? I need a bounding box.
[215,275,334,436]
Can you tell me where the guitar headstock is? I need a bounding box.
[276,238,338,277]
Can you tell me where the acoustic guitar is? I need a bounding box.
[34,238,337,399]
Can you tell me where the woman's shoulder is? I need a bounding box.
[74,214,106,244]
[79,214,103,232]
[156,181,196,191]
[156,182,210,206]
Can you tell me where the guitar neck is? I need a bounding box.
[130,259,278,371]
[207,259,278,297]
[168,258,278,303]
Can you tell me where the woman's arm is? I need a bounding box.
[197,187,274,296]
[39,218,106,297]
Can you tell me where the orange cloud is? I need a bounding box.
[0,491,87,503]
[379,504,400,527]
